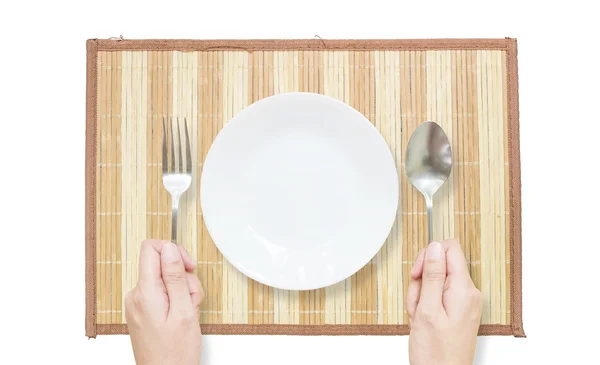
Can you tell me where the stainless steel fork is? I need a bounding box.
[162,117,192,243]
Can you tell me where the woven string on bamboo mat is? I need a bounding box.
[85,38,524,337]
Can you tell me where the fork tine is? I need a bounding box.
[184,118,192,174]
[170,117,176,174]
[162,117,168,174]
[176,117,183,174]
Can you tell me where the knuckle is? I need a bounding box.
[416,308,439,326]
[134,289,145,307]
[124,290,135,309]
[125,288,141,308]
[124,290,139,322]
[467,287,484,318]
[417,314,437,328]
[162,269,186,284]
[469,287,483,303]
[470,309,483,322]
[421,270,446,282]
[176,313,199,328]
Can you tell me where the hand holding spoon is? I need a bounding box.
[405,121,453,243]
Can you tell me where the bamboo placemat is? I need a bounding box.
[85,38,524,337]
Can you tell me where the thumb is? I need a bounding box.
[418,241,447,314]
[161,242,194,318]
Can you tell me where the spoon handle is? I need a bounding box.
[425,196,433,243]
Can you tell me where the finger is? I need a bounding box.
[179,244,197,272]
[410,248,426,280]
[418,241,447,314]
[138,239,167,292]
[444,239,470,279]
[187,272,205,309]
[407,276,421,322]
[411,242,457,280]
[408,248,425,322]
[161,241,194,317]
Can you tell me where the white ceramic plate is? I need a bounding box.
[200,92,398,290]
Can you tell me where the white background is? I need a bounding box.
[1,0,599,363]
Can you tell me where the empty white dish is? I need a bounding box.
[200,92,398,290]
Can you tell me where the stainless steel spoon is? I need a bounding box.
[405,121,453,243]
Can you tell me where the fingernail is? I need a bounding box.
[162,242,181,262]
[426,241,443,260]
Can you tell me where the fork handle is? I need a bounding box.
[171,194,180,244]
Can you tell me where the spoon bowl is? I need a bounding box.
[405,121,452,243]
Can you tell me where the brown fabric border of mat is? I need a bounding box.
[506,39,525,338]
[96,324,516,336]
[93,38,511,51]
[85,38,524,338]
[86,38,98,338]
